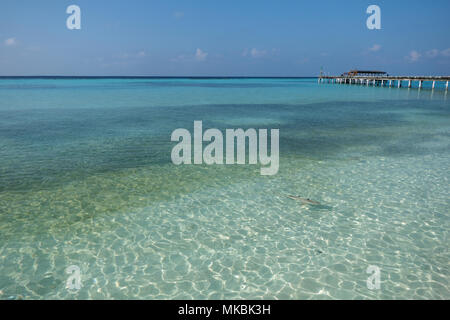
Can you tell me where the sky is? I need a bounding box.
[0,0,449,76]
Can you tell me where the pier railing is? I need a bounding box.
[318,75,450,90]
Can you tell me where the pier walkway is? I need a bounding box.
[318,70,449,90]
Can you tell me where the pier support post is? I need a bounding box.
[322,77,448,91]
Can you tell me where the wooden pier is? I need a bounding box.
[318,70,449,91]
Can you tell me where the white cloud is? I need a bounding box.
[441,48,450,57]
[171,54,187,63]
[195,48,208,61]
[406,50,421,63]
[174,11,184,19]
[172,49,208,63]
[242,47,279,59]
[243,48,268,58]
[426,49,440,58]
[250,48,267,58]
[4,38,17,46]
[119,51,147,59]
[368,44,381,52]
[424,48,450,58]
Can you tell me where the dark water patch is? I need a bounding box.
[0,78,304,91]
[0,163,266,239]
[1,99,449,193]
[126,81,300,89]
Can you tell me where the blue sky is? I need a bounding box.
[1,0,449,76]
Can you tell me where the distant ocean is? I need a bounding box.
[0,77,448,299]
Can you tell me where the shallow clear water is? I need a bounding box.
[0,78,448,299]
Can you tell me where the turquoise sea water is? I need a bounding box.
[0,78,449,299]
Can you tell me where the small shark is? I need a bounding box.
[287,195,321,206]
